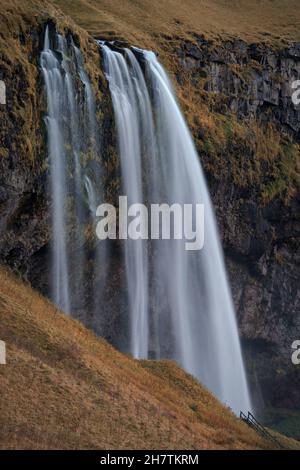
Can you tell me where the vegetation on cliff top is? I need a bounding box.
[52,0,300,46]
[0,0,110,166]
[1,0,299,204]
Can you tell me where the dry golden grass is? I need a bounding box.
[268,428,300,450]
[0,0,100,57]
[51,0,300,47]
[0,267,282,450]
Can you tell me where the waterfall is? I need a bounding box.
[102,44,252,414]
[41,25,251,414]
[40,26,102,320]
[101,45,150,357]
[40,28,71,313]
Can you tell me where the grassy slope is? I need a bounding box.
[52,0,300,46]
[0,268,278,450]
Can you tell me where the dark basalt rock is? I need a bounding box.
[176,36,300,428]
[178,39,300,137]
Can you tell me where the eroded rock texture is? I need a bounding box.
[176,36,300,432]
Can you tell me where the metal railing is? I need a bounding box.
[240,411,284,449]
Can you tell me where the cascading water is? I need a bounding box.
[41,24,251,414]
[101,45,150,358]
[102,44,252,414]
[41,26,103,320]
[40,28,71,314]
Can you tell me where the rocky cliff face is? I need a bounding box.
[174,36,300,433]
[0,14,299,437]
[178,37,300,132]
[0,21,49,287]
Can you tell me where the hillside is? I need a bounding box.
[0,267,280,449]
[52,0,300,46]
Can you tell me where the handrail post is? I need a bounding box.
[240,410,284,449]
